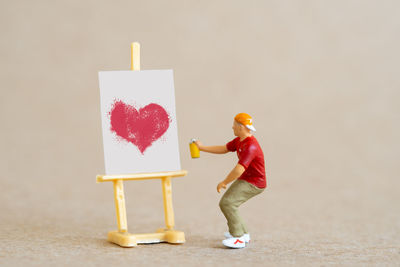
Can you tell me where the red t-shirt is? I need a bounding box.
[226,136,267,188]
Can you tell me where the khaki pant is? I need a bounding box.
[219,179,265,237]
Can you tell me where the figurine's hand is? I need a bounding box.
[194,140,203,150]
[217,182,227,193]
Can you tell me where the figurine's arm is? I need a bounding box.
[195,140,228,154]
[217,164,245,193]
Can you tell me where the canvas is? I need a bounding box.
[98,70,181,174]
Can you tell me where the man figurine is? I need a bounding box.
[195,113,266,248]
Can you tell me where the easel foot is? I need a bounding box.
[107,229,185,247]
[156,228,185,244]
[108,231,137,247]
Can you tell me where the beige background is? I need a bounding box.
[1,0,399,266]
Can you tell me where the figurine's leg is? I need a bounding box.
[219,180,264,237]
[241,220,248,234]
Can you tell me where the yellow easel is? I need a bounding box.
[96,42,187,247]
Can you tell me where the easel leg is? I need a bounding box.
[161,177,175,230]
[157,176,184,243]
[113,179,128,232]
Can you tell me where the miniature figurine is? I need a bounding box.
[194,113,266,248]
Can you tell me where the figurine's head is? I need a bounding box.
[232,113,256,136]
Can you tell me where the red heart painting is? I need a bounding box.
[109,100,170,154]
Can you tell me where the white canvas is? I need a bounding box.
[98,70,181,175]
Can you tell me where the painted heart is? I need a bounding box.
[109,100,170,154]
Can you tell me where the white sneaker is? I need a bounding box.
[222,236,246,248]
[224,232,250,243]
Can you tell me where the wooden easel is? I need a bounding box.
[96,42,187,247]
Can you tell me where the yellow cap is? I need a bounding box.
[234,113,256,131]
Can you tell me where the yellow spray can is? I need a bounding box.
[189,139,200,158]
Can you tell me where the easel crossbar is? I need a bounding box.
[97,170,187,182]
